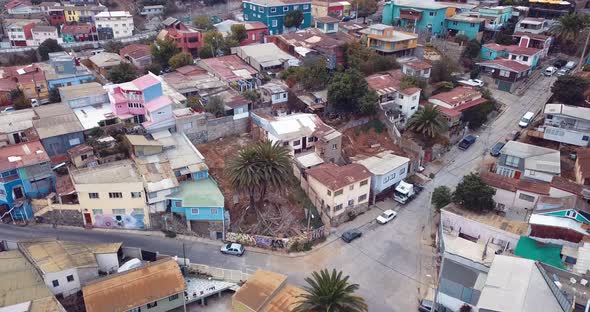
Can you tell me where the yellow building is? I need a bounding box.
[305,163,371,227]
[360,23,418,56]
[64,7,79,22]
[311,0,351,18]
[71,159,150,229]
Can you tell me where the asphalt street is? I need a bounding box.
[0,75,556,312]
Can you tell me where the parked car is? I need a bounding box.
[418,299,434,312]
[557,68,569,76]
[544,66,557,76]
[30,99,39,107]
[341,229,362,243]
[553,59,567,68]
[490,142,505,157]
[519,111,535,128]
[1,106,14,113]
[220,243,245,256]
[565,61,577,70]
[458,79,484,87]
[505,130,521,141]
[458,135,477,150]
[376,209,397,224]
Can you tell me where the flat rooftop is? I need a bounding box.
[70,159,142,184]
[442,203,529,236]
[33,102,84,139]
[59,82,107,101]
[168,178,224,207]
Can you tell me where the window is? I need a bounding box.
[349,185,354,190]
[470,23,475,27]
[360,179,368,186]
[348,199,354,206]
[81,154,88,161]
[66,275,74,282]
[92,209,103,215]
[334,204,343,211]
[169,294,179,301]
[283,6,289,11]
[89,192,99,199]
[109,192,123,198]
[132,208,144,214]
[183,122,193,130]
[566,210,578,219]
[191,208,199,215]
[258,6,264,12]
[332,143,338,150]
[272,19,278,27]
[294,5,299,10]
[52,280,59,287]
[113,209,125,215]
[452,21,458,25]
[583,136,589,141]
[518,193,535,202]
[293,139,301,146]
[69,137,80,146]
[429,12,435,16]
[243,3,246,7]
[327,189,332,196]
[334,189,343,196]
[522,56,529,62]
[358,194,367,202]
[499,70,510,77]
[148,192,157,199]
[270,7,276,12]
[131,192,141,198]
[303,4,309,9]
[505,155,520,167]
[412,95,417,101]
[147,302,158,309]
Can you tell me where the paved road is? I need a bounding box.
[0,76,556,312]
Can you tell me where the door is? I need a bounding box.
[498,80,512,92]
[83,213,92,225]
[302,137,307,150]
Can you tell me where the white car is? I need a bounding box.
[458,79,484,88]
[376,209,397,224]
[472,79,484,87]
[1,107,14,113]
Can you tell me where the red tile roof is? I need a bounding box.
[175,65,206,76]
[482,43,508,51]
[481,171,551,195]
[306,163,371,190]
[478,58,530,72]
[404,60,432,71]
[61,24,93,35]
[505,45,542,56]
[199,55,257,82]
[429,87,482,107]
[244,21,268,30]
[551,176,585,196]
[0,78,17,92]
[400,87,421,95]
[5,0,29,10]
[0,141,49,172]
[119,44,151,61]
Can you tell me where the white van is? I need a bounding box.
[519,111,535,128]
[544,66,557,76]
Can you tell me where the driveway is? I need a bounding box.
[0,76,556,312]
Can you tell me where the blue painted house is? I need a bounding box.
[33,103,85,157]
[445,15,485,40]
[0,141,55,221]
[382,0,449,36]
[478,6,513,31]
[41,52,95,90]
[169,176,225,239]
[242,0,312,35]
[480,43,508,60]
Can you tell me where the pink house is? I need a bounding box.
[108,72,175,133]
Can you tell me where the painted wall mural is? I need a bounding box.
[226,226,326,250]
[94,213,145,229]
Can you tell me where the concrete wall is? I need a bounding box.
[44,266,98,297]
[95,253,119,274]
[179,114,249,144]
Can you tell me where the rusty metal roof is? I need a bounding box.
[83,258,185,312]
[233,270,288,311]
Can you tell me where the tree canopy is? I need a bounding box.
[38,39,64,61]
[284,10,304,29]
[294,269,368,312]
[551,75,589,106]
[432,186,452,210]
[169,52,194,69]
[205,95,225,117]
[280,57,328,90]
[230,24,248,43]
[452,173,496,212]
[328,68,370,112]
[343,41,398,75]
[430,57,458,83]
[103,40,124,53]
[354,0,378,23]
[150,38,181,67]
[406,105,447,138]
[461,39,482,59]
[108,62,139,83]
[193,15,215,30]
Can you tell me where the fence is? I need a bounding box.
[225,226,326,251]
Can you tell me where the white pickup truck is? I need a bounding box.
[457,79,484,87]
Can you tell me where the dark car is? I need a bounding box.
[553,59,567,68]
[490,142,505,157]
[341,229,362,243]
[418,299,434,312]
[458,135,477,150]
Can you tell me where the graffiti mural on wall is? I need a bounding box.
[226,226,326,250]
[94,213,145,229]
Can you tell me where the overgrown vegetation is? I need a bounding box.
[432,186,452,210]
[551,75,589,106]
[280,58,328,91]
[38,39,64,61]
[452,173,496,212]
[108,62,139,83]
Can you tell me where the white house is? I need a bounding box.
[506,45,543,68]
[260,82,288,106]
[139,5,164,15]
[94,11,134,39]
[353,150,409,197]
[514,18,551,34]
[6,0,42,15]
[28,25,62,46]
[401,59,432,79]
[534,103,590,147]
[495,141,561,183]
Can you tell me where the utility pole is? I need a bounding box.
[578,27,590,73]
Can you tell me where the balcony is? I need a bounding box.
[400,9,422,21]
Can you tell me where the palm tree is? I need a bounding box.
[406,104,446,138]
[226,146,261,213]
[253,140,292,207]
[294,269,368,312]
[550,14,589,42]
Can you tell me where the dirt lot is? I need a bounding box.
[341,123,407,160]
[197,136,309,237]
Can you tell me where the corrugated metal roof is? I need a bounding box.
[233,270,287,311]
[83,258,185,312]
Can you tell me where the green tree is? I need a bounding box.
[430,57,457,83]
[186,96,202,110]
[432,186,452,210]
[343,41,398,74]
[144,62,162,75]
[452,173,496,212]
[461,39,481,59]
[169,52,194,69]
[284,10,304,29]
[454,34,469,44]
[495,31,515,45]
[551,75,589,105]
[108,62,139,83]
[399,75,427,90]
[406,105,447,138]
[48,88,61,103]
[193,15,214,30]
[38,39,64,61]
[13,94,31,110]
[199,46,215,59]
[462,101,494,129]
[354,0,378,23]
[230,24,248,43]
[358,91,378,116]
[550,14,589,42]
[103,40,124,53]
[203,30,225,56]
[151,38,181,67]
[242,90,260,104]
[280,58,329,90]
[294,269,368,312]
[205,95,225,117]
[227,146,260,213]
[328,69,369,112]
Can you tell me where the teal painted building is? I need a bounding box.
[382,0,449,36]
[478,6,513,31]
[445,15,485,40]
[242,0,312,35]
[480,43,508,60]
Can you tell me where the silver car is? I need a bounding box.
[220,243,245,256]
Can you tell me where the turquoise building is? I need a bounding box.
[242,0,312,35]
[382,0,449,35]
[445,15,485,40]
[480,43,508,60]
[478,6,513,31]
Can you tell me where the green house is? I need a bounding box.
[535,195,590,225]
